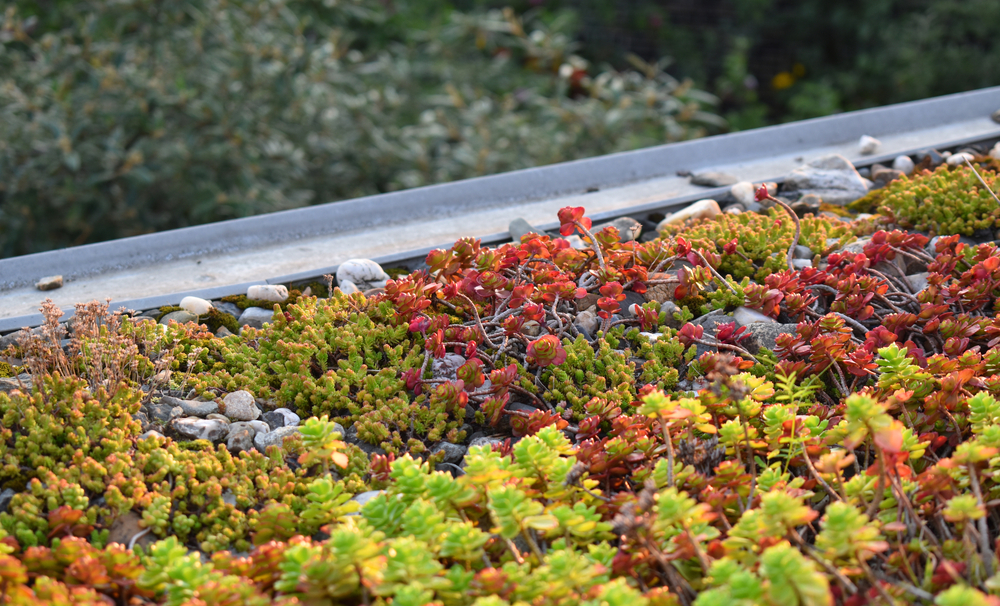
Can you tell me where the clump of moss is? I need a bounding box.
[384,267,411,279]
[156,305,184,321]
[859,163,1000,236]
[199,307,240,334]
[660,209,852,281]
[221,287,308,311]
[0,361,17,378]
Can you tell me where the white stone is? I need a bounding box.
[564,235,588,250]
[733,306,776,326]
[172,418,229,442]
[730,181,757,205]
[179,296,213,316]
[337,280,361,295]
[858,135,881,155]
[725,207,743,215]
[990,142,1000,161]
[238,307,273,329]
[639,332,662,342]
[656,199,721,231]
[782,154,870,206]
[892,155,915,175]
[946,152,975,166]
[432,353,466,381]
[247,284,289,302]
[254,425,300,452]
[337,259,390,290]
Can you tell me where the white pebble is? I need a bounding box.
[990,142,1000,161]
[858,135,881,155]
[730,181,756,206]
[337,259,390,289]
[946,152,975,166]
[338,280,361,295]
[179,296,213,316]
[656,199,721,231]
[247,284,289,302]
[892,155,915,175]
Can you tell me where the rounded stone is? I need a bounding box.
[226,424,257,453]
[247,284,289,303]
[430,441,467,464]
[892,155,915,175]
[262,408,301,430]
[254,425,300,452]
[171,418,229,442]
[179,296,213,316]
[656,199,721,231]
[222,390,261,421]
[858,135,881,155]
[238,307,274,329]
[337,259,390,291]
[730,181,757,206]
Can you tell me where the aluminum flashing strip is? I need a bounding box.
[2,87,1000,332]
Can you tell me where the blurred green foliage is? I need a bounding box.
[0,0,722,257]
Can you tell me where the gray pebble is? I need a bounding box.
[172,417,229,442]
[262,408,301,430]
[238,307,274,329]
[509,218,537,243]
[160,395,218,417]
[691,171,738,187]
[431,441,467,464]
[254,425,300,452]
[226,424,256,453]
[222,390,261,421]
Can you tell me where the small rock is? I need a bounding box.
[146,402,182,424]
[469,435,506,452]
[892,155,915,175]
[639,332,661,342]
[656,199,721,231]
[172,417,229,442]
[337,259,390,292]
[179,296,213,316]
[906,272,930,293]
[871,165,905,187]
[946,152,975,166]
[254,425,300,452]
[690,171,738,187]
[793,245,813,260]
[431,441,467,464]
[990,142,1000,161]
[742,323,799,354]
[160,310,198,326]
[137,430,165,441]
[621,291,648,317]
[733,306,776,326]
[216,326,234,338]
[790,193,822,215]
[107,512,157,549]
[226,424,256,453]
[159,395,219,417]
[248,420,272,435]
[206,413,231,424]
[839,236,872,256]
[222,390,261,421]
[730,181,757,206]
[915,149,944,167]
[262,408,301,430]
[792,259,813,270]
[782,154,870,206]
[238,307,274,329]
[0,374,32,395]
[564,235,588,250]
[858,135,881,155]
[743,201,764,213]
[575,309,599,335]
[724,206,743,215]
[522,321,541,337]
[576,293,600,311]
[659,301,682,328]
[213,301,243,319]
[36,275,63,291]
[0,488,16,513]
[432,353,466,381]
[592,217,643,242]
[509,218,536,243]
[247,284,289,303]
